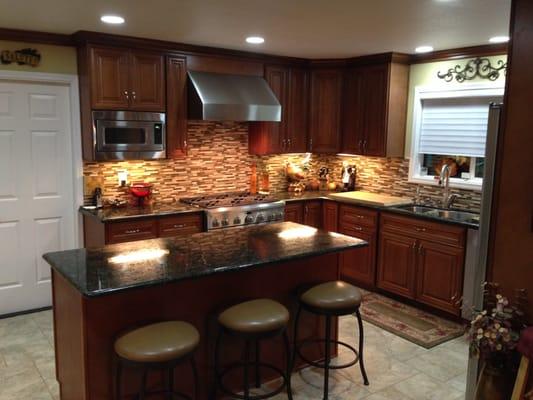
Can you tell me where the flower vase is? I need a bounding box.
[474,361,514,400]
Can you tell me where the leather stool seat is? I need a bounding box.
[114,321,200,363]
[218,298,289,334]
[301,281,362,311]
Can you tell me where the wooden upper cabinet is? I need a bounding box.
[341,61,408,157]
[129,52,166,111]
[90,47,130,109]
[89,46,165,112]
[166,55,188,157]
[309,69,343,153]
[286,68,309,153]
[249,65,308,155]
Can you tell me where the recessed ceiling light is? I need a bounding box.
[489,36,510,43]
[415,45,434,53]
[246,36,265,44]
[101,15,125,24]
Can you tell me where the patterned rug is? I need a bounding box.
[360,292,466,349]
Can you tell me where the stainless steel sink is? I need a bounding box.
[397,205,480,225]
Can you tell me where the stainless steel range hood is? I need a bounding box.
[187,71,281,122]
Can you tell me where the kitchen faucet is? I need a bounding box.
[439,164,458,208]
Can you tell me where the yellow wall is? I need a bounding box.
[0,40,77,74]
[404,54,508,158]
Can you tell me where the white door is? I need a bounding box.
[0,80,76,315]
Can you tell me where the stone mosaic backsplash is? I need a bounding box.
[83,121,481,212]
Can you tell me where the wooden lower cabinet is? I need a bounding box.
[284,201,304,224]
[303,200,322,228]
[377,213,466,315]
[376,231,417,299]
[322,200,338,232]
[416,240,465,314]
[339,226,376,287]
[83,212,204,246]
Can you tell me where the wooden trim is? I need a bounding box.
[0,27,73,46]
[0,27,508,66]
[410,43,508,64]
[72,30,308,66]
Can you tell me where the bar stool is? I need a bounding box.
[292,281,369,399]
[114,320,200,399]
[213,298,293,400]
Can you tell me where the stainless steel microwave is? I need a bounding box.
[93,111,166,161]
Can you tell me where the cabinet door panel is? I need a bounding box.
[303,200,322,228]
[339,226,376,287]
[377,231,417,299]
[322,200,338,232]
[362,65,388,156]
[284,202,304,224]
[287,68,309,153]
[309,69,342,153]
[166,56,188,157]
[341,68,365,154]
[90,47,130,109]
[130,51,166,111]
[416,240,465,315]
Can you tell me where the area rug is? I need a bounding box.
[359,292,466,349]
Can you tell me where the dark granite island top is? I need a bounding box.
[44,221,367,297]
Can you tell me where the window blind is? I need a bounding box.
[418,96,500,158]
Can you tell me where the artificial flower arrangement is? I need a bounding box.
[469,282,527,368]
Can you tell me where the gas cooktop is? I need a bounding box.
[180,192,279,209]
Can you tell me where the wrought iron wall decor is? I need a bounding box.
[0,48,41,67]
[437,57,507,82]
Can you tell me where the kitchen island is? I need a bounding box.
[44,222,367,400]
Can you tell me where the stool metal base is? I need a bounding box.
[213,327,293,400]
[115,355,198,400]
[291,304,369,400]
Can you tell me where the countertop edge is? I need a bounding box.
[44,239,367,298]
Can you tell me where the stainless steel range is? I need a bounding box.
[180,192,285,230]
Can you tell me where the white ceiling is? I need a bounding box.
[0,0,511,58]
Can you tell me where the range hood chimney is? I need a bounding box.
[187,71,281,122]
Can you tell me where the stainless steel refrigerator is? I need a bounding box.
[465,103,503,399]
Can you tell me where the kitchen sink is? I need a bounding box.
[397,205,480,225]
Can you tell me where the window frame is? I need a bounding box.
[408,83,505,191]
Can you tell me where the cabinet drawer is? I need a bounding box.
[106,219,158,244]
[158,214,203,238]
[339,204,378,229]
[381,213,466,248]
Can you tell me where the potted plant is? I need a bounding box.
[469,282,527,400]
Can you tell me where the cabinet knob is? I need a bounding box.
[131,91,136,100]
[124,90,129,99]
[287,138,291,148]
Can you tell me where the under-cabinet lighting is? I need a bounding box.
[415,45,434,53]
[101,15,125,24]
[489,36,509,43]
[246,36,265,44]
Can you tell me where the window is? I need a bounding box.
[409,84,504,190]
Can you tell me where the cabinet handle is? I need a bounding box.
[304,205,308,214]
[309,138,313,151]
[363,139,367,150]
[355,215,364,219]
[125,228,140,234]
[354,226,363,231]
[173,224,185,229]
[131,91,136,100]
[282,139,286,151]
[183,140,187,149]
[415,227,426,232]
[287,138,291,149]
[418,243,424,255]
[124,90,129,100]
[411,241,417,251]
[358,140,363,153]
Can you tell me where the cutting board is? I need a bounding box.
[328,191,412,207]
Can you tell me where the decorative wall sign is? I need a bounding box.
[0,48,41,67]
[437,57,507,82]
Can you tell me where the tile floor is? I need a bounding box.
[0,310,469,400]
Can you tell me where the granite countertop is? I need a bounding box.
[43,222,367,297]
[79,203,202,222]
